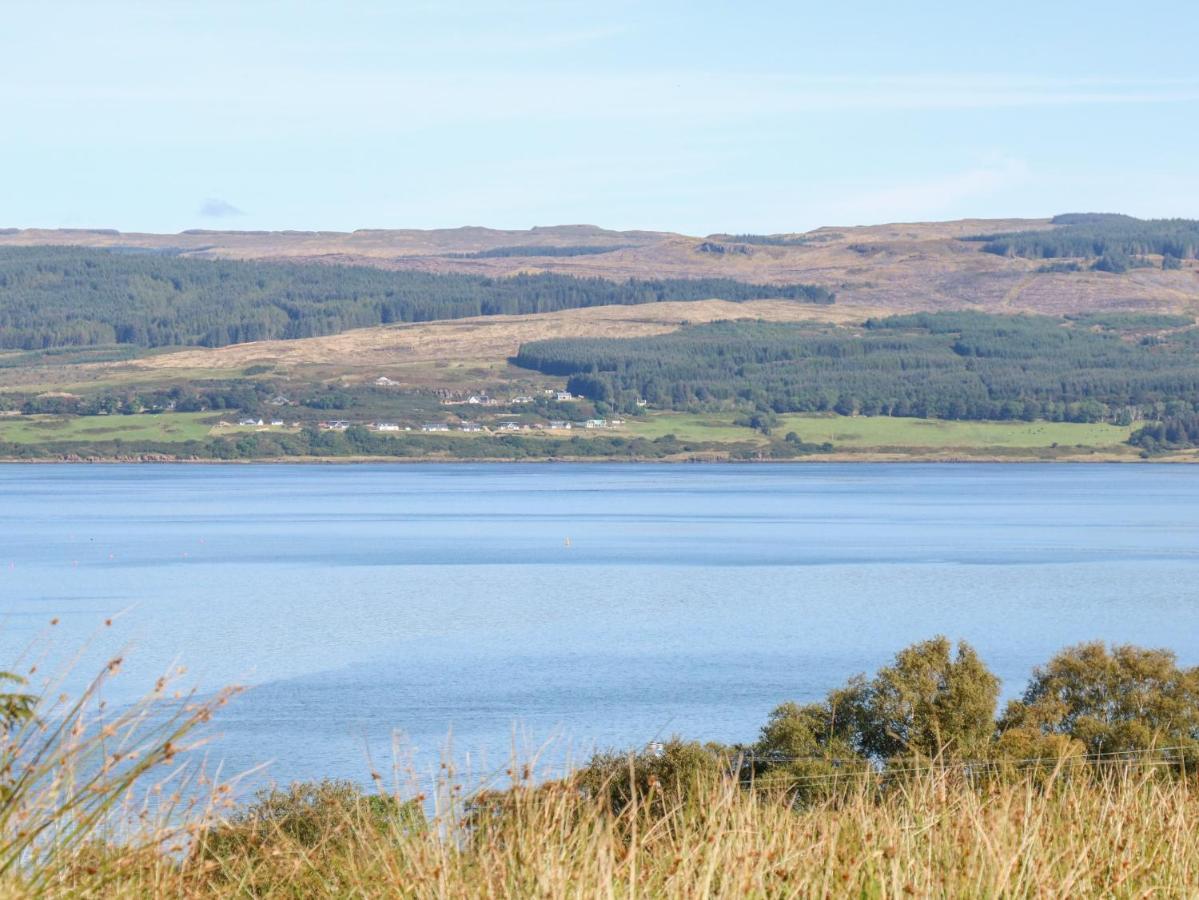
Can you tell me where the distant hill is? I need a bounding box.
[2,215,1197,318]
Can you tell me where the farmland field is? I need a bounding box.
[0,412,218,444]
[774,414,1135,450]
[624,412,1135,451]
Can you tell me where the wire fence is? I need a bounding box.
[725,744,1199,787]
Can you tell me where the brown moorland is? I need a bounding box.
[4,218,1198,318]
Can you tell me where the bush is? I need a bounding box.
[197,780,423,857]
[574,739,729,816]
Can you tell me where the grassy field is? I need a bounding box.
[623,413,768,443]
[776,413,1134,449]
[0,412,218,444]
[625,412,1135,451]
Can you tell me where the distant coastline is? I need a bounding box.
[2,450,1192,465]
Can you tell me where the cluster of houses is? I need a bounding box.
[438,388,577,407]
[415,418,624,434]
[225,418,297,428]
[442,394,501,407]
[225,415,625,435]
[219,378,634,437]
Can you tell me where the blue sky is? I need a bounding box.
[3,1,1197,234]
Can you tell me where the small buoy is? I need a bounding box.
[564,537,572,548]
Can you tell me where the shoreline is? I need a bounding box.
[0,450,1191,465]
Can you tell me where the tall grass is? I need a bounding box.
[0,654,238,898]
[4,642,1199,897]
[7,754,1199,897]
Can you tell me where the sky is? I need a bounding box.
[3,0,1198,235]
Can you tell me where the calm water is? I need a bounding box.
[3,463,1199,789]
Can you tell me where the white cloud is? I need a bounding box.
[198,197,245,218]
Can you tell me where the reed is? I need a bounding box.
[6,752,1199,897]
[0,655,237,898]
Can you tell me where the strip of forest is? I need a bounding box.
[0,247,833,351]
[963,213,1199,270]
[513,311,1199,423]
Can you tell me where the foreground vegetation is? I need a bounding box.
[5,637,1199,896]
[23,765,1197,897]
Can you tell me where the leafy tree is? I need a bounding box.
[998,643,1199,756]
[751,691,872,798]
[853,637,1000,760]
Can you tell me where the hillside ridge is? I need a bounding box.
[2,217,1195,317]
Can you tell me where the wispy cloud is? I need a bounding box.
[198,197,244,218]
[829,157,1031,225]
